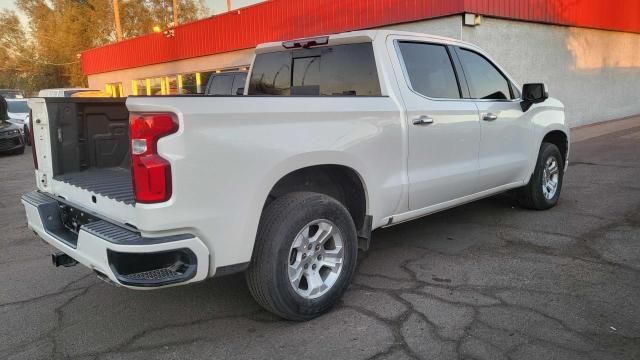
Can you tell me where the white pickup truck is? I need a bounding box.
[23,30,569,320]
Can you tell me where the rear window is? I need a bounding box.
[7,101,29,113]
[248,43,381,96]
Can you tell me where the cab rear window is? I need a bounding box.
[248,43,381,96]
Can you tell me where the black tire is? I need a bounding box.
[13,146,25,155]
[24,126,30,146]
[517,142,564,210]
[246,191,358,321]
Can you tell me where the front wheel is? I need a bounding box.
[517,142,564,210]
[12,146,25,155]
[246,192,358,321]
[24,125,30,146]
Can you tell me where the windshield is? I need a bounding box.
[0,90,23,99]
[7,101,29,113]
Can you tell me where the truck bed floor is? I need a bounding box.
[54,168,135,205]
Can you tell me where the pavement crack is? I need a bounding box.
[81,309,266,358]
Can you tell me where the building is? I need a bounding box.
[81,0,640,127]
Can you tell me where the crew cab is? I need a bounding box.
[22,30,568,320]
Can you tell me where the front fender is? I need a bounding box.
[524,98,569,181]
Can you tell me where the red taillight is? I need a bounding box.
[282,36,329,49]
[129,113,178,203]
[29,110,37,169]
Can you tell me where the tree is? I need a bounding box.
[119,0,208,39]
[0,9,37,92]
[0,0,208,94]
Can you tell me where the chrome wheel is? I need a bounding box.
[287,219,344,299]
[542,156,560,200]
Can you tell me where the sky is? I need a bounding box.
[0,0,266,16]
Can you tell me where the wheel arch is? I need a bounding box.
[263,163,369,235]
[541,129,569,168]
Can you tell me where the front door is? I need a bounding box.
[392,40,481,210]
[454,47,531,191]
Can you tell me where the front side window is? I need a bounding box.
[398,42,461,99]
[248,43,381,96]
[458,49,513,100]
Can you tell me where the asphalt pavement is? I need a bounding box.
[0,117,639,360]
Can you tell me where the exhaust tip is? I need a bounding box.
[51,251,78,267]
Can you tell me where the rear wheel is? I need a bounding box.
[517,142,564,210]
[12,146,25,155]
[246,192,358,321]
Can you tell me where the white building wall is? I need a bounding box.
[87,48,254,96]
[88,15,640,127]
[387,15,640,127]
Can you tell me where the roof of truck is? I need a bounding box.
[255,30,480,54]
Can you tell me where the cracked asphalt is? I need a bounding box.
[1,117,639,360]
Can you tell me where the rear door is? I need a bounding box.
[391,39,481,210]
[454,47,531,191]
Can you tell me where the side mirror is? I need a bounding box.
[521,83,548,111]
[235,87,244,95]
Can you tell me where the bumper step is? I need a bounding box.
[121,267,183,282]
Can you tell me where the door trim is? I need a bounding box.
[380,181,524,227]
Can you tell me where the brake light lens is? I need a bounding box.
[29,110,37,169]
[129,113,178,203]
[282,36,329,49]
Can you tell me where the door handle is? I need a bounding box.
[412,115,434,126]
[482,113,498,121]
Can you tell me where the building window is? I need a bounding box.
[181,73,198,94]
[132,67,248,97]
[179,71,215,94]
[132,79,146,95]
[149,78,162,95]
[163,76,179,95]
[105,82,124,97]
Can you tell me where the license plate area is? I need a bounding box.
[59,203,98,235]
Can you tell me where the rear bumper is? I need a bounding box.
[21,191,210,289]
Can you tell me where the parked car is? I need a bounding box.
[0,97,25,155]
[70,90,111,97]
[0,89,25,99]
[38,88,95,97]
[205,71,247,95]
[6,98,30,145]
[149,72,247,95]
[22,30,569,320]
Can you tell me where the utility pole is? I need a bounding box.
[227,0,232,12]
[172,0,179,25]
[112,0,123,41]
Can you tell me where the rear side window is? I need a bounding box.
[457,49,513,100]
[232,73,247,95]
[248,43,381,96]
[208,75,235,95]
[398,42,461,99]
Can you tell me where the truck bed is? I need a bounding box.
[54,167,134,205]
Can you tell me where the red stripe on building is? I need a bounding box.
[81,0,640,75]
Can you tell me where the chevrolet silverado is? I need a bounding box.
[22,30,569,320]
